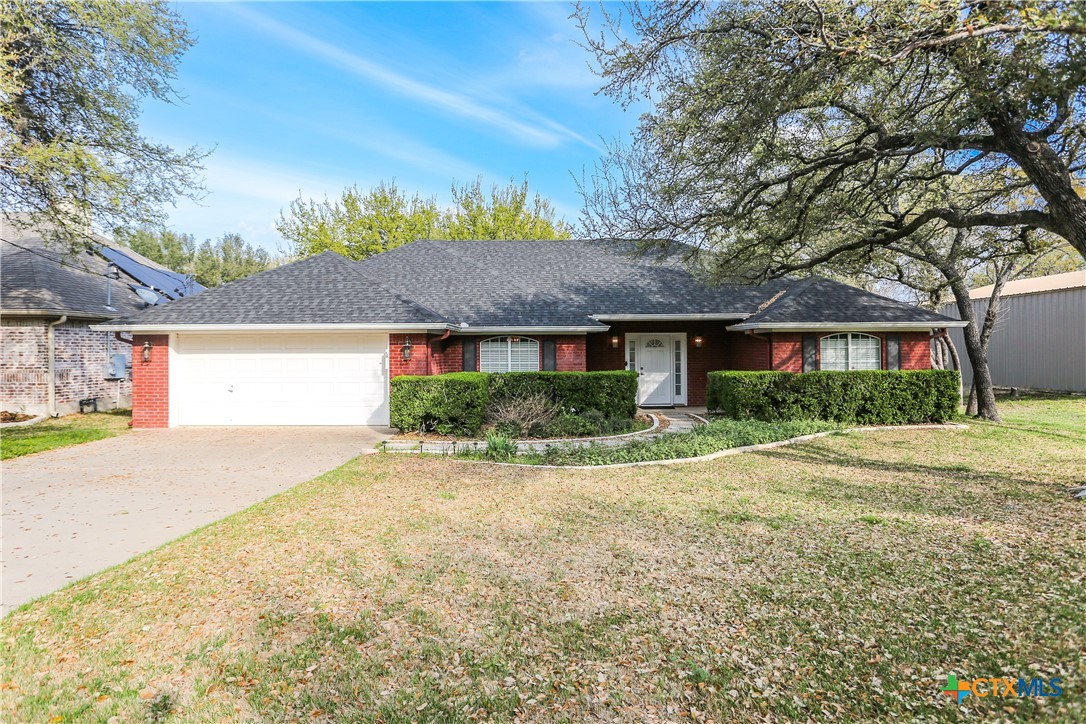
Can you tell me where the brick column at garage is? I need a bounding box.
[389,334,429,377]
[132,334,169,428]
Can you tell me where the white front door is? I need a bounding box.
[172,332,390,426]
[638,335,673,406]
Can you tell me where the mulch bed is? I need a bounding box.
[1,411,34,423]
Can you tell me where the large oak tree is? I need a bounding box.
[577,1,1086,277]
[1,0,205,246]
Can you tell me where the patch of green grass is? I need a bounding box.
[458,417,841,466]
[2,398,1083,722]
[1,410,131,459]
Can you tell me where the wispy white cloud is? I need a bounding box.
[228,4,601,152]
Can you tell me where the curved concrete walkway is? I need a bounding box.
[1,426,389,614]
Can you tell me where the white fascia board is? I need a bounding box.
[726,321,969,332]
[449,326,604,334]
[89,322,451,333]
[590,313,749,321]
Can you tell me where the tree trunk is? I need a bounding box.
[946,277,1000,421]
[941,333,964,405]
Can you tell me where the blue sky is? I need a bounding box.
[139,1,637,252]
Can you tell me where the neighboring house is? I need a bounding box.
[1,217,205,416]
[940,270,1086,393]
[97,239,965,428]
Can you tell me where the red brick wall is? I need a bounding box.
[769,331,934,372]
[900,332,932,370]
[428,336,463,374]
[771,333,804,372]
[727,331,771,370]
[555,335,587,371]
[1,319,132,415]
[131,334,169,428]
[390,334,429,377]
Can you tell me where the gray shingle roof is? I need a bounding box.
[104,251,447,326]
[732,277,957,327]
[2,234,152,319]
[101,239,960,329]
[354,239,792,327]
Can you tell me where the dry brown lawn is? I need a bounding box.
[2,397,1083,722]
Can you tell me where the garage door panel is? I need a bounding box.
[174,333,389,426]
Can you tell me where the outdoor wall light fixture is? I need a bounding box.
[400,338,413,361]
[142,340,152,363]
[611,336,620,348]
[693,336,704,348]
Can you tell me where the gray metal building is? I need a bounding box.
[939,271,1085,392]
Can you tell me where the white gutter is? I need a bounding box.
[90,322,451,333]
[726,321,969,332]
[590,313,749,321]
[449,326,606,334]
[47,315,68,417]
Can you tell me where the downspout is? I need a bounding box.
[426,329,453,375]
[47,315,68,417]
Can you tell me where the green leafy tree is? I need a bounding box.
[113,227,272,287]
[276,182,441,260]
[192,233,271,287]
[576,1,1086,275]
[444,178,572,241]
[277,178,572,260]
[1,0,206,247]
[114,227,196,274]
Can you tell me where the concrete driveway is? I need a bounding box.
[1,426,390,614]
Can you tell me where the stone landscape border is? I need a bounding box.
[443,422,969,470]
[382,412,662,454]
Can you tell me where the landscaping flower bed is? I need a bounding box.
[457,417,842,466]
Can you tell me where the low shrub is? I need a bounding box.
[484,431,518,461]
[457,418,840,466]
[707,369,960,425]
[391,370,638,436]
[486,392,559,437]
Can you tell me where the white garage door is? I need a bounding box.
[173,333,389,426]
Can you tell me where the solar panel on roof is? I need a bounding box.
[97,245,205,300]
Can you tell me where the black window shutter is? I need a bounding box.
[802,335,818,373]
[462,339,477,372]
[542,339,557,371]
[886,335,901,370]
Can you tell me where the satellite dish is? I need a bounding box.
[132,285,161,306]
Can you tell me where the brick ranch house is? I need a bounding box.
[1,218,203,416]
[97,239,966,428]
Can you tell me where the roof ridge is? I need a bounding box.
[333,253,450,325]
[426,239,599,323]
[742,277,814,322]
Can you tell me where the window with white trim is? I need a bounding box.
[479,336,540,372]
[819,333,882,371]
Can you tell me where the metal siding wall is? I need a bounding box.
[940,288,1085,391]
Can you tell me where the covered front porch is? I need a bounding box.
[586,321,766,407]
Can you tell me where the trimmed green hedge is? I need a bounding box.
[389,372,490,435]
[707,370,960,425]
[390,370,637,435]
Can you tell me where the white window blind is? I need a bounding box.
[479,337,540,373]
[819,333,882,371]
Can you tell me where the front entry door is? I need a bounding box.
[638,335,673,406]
